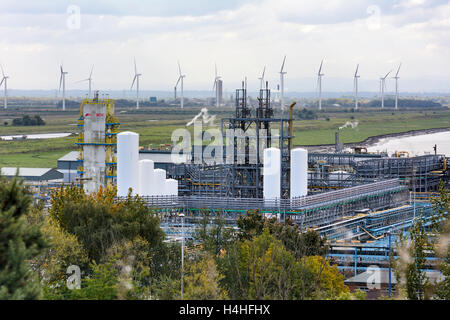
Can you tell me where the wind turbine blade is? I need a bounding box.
[59,74,63,91]
[262,66,266,79]
[355,64,359,77]
[130,75,137,90]
[396,63,402,77]
[0,65,4,78]
[178,61,182,76]
[175,76,181,88]
[384,70,392,79]
[0,78,4,87]
[90,65,94,78]
[318,59,324,75]
[280,55,286,72]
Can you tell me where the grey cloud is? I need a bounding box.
[1,0,257,17]
[276,0,449,25]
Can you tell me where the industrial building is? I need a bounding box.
[1,167,63,182]
[57,151,79,183]
[1,167,63,200]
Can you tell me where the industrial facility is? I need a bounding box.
[69,85,448,288]
[75,91,120,193]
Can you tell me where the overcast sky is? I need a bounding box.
[0,0,449,93]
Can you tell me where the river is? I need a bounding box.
[366,130,450,156]
[0,132,72,141]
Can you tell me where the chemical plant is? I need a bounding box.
[64,84,450,280]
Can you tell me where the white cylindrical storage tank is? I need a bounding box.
[164,179,178,196]
[138,159,154,196]
[263,147,281,200]
[291,148,308,198]
[153,169,166,196]
[117,131,139,197]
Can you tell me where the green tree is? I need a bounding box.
[297,255,349,300]
[220,227,346,300]
[430,182,450,299]
[184,253,228,300]
[221,229,299,300]
[236,211,328,259]
[0,176,48,299]
[49,185,164,262]
[69,259,119,300]
[196,212,233,256]
[392,212,431,300]
[152,275,180,300]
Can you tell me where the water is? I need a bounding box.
[0,132,72,141]
[366,131,450,156]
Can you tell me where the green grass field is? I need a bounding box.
[1,108,449,168]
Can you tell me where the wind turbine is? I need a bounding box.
[380,70,392,109]
[77,65,94,98]
[354,64,360,110]
[212,63,221,108]
[175,61,185,109]
[0,65,9,109]
[59,65,68,111]
[258,66,266,91]
[130,59,141,109]
[393,63,401,110]
[317,59,324,110]
[279,55,287,111]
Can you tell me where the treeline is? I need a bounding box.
[57,100,80,109]
[363,98,443,109]
[12,115,45,126]
[320,98,443,109]
[293,108,318,120]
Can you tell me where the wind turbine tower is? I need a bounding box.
[258,66,266,91]
[130,59,141,109]
[77,65,94,98]
[393,63,401,110]
[59,65,68,111]
[317,59,325,110]
[175,61,186,109]
[380,70,392,109]
[354,64,360,110]
[279,56,287,111]
[0,65,9,109]
[213,63,222,108]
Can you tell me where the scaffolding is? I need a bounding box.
[76,92,120,192]
[306,152,447,193]
[120,179,408,229]
[176,82,293,199]
[353,154,446,192]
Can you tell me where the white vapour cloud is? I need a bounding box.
[339,121,359,130]
[186,108,216,126]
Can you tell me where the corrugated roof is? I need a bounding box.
[345,269,443,285]
[58,151,79,162]
[1,167,54,177]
